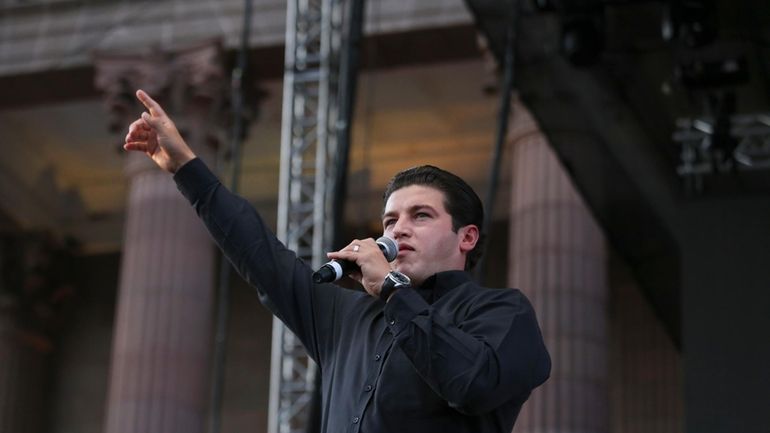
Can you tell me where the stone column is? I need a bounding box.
[508,101,609,433]
[95,42,226,433]
[0,233,76,433]
[609,262,684,433]
[0,298,51,433]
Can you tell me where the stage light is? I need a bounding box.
[673,110,770,193]
[661,0,717,48]
[561,17,604,67]
[533,0,555,12]
[675,55,749,89]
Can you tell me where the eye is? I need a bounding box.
[383,218,395,227]
[415,212,430,219]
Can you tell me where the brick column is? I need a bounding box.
[95,42,226,433]
[508,101,609,433]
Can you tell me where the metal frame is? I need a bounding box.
[673,112,770,192]
[270,0,344,432]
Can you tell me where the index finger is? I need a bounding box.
[136,89,166,118]
[327,239,375,260]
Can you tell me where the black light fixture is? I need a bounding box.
[675,56,750,89]
[533,0,556,12]
[561,15,604,67]
[661,0,717,48]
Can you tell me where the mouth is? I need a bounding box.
[397,244,415,257]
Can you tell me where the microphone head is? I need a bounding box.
[376,236,398,262]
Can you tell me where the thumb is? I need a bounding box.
[141,110,172,134]
[141,111,160,129]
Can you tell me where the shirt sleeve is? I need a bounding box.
[173,158,343,364]
[383,285,551,415]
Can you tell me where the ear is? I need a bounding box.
[457,224,480,255]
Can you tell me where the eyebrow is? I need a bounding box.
[382,204,437,220]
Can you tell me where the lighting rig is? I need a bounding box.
[673,111,770,193]
[536,0,770,194]
[663,0,770,193]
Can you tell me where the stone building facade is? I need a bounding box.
[1,2,687,433]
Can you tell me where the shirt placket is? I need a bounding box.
[346,326,395,433]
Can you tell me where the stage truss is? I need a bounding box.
[270,0,344,432]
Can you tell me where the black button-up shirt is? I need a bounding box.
[175,158,551,433]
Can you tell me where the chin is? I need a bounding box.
[393,263,415,278]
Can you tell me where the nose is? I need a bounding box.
[391,217,411,239]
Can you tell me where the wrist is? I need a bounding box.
[171,153,196,173]
[380,271,411,302]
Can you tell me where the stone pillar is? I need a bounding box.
[609,262,683,433]
[0,298,51,433]
[95,42,226,433]
[508,101,609,433]
[0,233,75,433]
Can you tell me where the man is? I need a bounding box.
[124,89,550,433]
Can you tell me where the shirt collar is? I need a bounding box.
[415,270,473,303]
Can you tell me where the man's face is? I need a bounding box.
[382,185,476,287]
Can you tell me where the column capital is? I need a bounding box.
[170,40,227,105]
[167,40,229,159]
[94,49,170,133]
[94,40,229,177]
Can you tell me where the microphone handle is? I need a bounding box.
[312,259,356,283]
[311,237,397,283]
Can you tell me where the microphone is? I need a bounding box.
[312,236,398,283]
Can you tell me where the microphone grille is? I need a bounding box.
[376,236,398,262]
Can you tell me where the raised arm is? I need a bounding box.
[122,90,350,364]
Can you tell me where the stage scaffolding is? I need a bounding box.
[269,0,345,432]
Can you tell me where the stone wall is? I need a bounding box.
[1,0,472,77]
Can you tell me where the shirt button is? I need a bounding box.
[389,319,395,325]
[365,385,373,392]
[352,416,360,424]
[374,354,381,361]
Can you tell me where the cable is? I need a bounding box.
[208,0,253,432]
[475,0,519,283]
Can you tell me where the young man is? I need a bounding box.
[125,89,550,433]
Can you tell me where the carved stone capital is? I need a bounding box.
[171,40,227,106]
[94,40,229,177]
[168,40,229,156]
[94,50,170,133]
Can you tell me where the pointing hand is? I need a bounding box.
[124,89,196,173]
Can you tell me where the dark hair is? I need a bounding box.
[382,165,485,270]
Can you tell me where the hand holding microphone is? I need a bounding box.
[314,236,398,284]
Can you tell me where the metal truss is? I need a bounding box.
[673,112,770,192]
[270,0,344,432]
